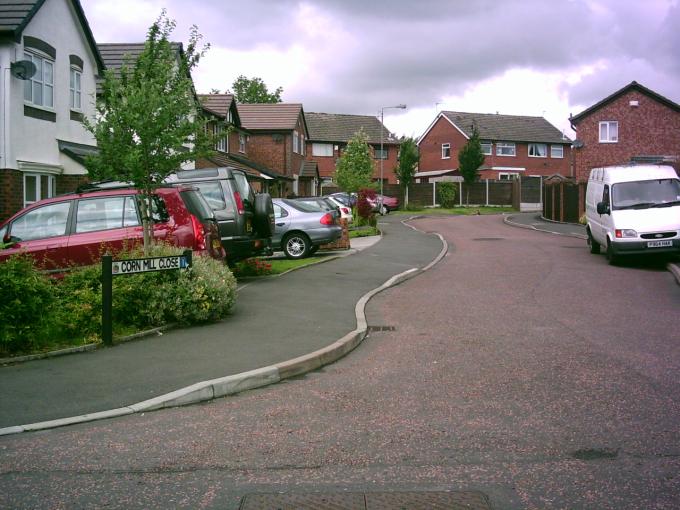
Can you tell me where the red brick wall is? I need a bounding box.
[418,116,571,179]
[246,133,288,175]
[573,90,680,181]
[0,169,23,223]
[305,142,401,184]
[57,175,89,195]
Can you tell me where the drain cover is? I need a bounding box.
[368,326,396,332]
[240,491,492,510]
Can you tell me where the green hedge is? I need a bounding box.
[0,246,237,356]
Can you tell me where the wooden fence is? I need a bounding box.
[542,180,586,223]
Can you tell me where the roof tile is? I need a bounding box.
[441,111,570,144]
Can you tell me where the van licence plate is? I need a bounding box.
[647,240,672,248]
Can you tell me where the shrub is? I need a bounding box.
[356,188,376,226]
[233,257,273,277]
[437,182,458,208]
[0,254,56,354]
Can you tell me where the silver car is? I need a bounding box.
[272,199,343,259]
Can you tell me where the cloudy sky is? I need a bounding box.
[81,0,679,139]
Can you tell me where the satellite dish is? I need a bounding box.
[10,60,37,80]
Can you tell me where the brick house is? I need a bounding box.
[304,112,401,190]
[0,0,104,222]
[197,94,288,193]
[236,103,315,197]
[569,81,680,182]
[418,111,572,181]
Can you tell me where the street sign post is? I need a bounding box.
[101,250,192,345]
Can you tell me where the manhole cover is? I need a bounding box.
[240,491,492,510]
[472,238,504,241]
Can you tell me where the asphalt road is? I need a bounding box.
[1,214,679,509]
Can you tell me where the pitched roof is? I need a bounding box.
[305,112,398,145]
[300,160,318,178]
[97,42,183,71]
[570,81,680,124]
[201,153,292,181]
[0,0,104,72]
[440,111,570,144]
[236,103,305,132]
[198,94,234,117]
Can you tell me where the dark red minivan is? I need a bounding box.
[0,185,224,273]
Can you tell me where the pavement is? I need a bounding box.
[0,216,446,434]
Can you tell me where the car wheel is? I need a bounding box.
[378,204,387,216]
[283,232,310,259]
[309,245,319,255]
[587,228,600,254]
[253,193,274,237]
[606,240,618,265]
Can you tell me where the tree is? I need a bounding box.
[230,75,283,103]
[394,137,418,206]
[458,127,486,206]
[334,129,375,193]
[85,11,213,252]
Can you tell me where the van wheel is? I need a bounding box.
[587,229,600,254]
[253,193,274,237]
[606,240,618,265]
[283,232,310,259]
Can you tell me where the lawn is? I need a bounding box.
[392,206,515,215]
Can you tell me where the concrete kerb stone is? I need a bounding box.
[0,225,446,436]
[503,214,588,240]
[668,262,680,285]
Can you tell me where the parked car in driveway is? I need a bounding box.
[324,195,353,222]
[0,185,224,273]
[292,196,341,221]
[272,199,342,259]
[371,194,399,215]
[165,167,274,263]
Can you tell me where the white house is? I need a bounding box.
[0,0,104,221]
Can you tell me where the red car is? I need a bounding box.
[371,194,399,215]
[0,185,224,273]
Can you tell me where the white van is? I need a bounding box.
[585,165,680,264]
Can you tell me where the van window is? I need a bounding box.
[612,179,680,209]
[602,185,610,206]
[193,181,234,214]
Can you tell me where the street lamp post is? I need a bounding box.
[380,104,407,210]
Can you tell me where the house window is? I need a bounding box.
[70,67,82,110]
[481,141,492,155]
[24,173,56,207]
[313,143,333,157]
[496,142,516,156]
[239,133,246,153]
[599,121,618,143]
[441,143,451,159]
[551,145,564,158]
[293,130,299,153]
[301,134,305,156]
[528,143,547,158]
[24,51,54,108]
[498,172,519,180]
[374,147,388,160]
[215,124,226,152]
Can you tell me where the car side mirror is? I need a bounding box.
[1,233,17,249]
[596,201,610,215]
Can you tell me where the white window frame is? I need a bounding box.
[441,143,451,159]
[239,133,246,153]
[481,141,492,155]
[374,147,388,160]
[24,51,54,109]
[496,142,516,157]
[214,124,226,152]
[69,67,82,111]
[551,145,564,158]
[293,130,299,154]
[599,121,618,143]
[528,143,547,158]
[312,143,333,157]
[498,172,519,180]
[300,133,305,156]
[23,173,56,207]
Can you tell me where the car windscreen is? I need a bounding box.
[295,199,333,211]
[612,179,680,210]
[281,199,323,213]
[180,190,216,220]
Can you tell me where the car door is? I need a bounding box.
[68,195,140,266]
[272,203,291,247]
[1,200,73,270]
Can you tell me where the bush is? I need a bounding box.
[356,188,376,226]
[437,182,458,208]
[0,254,56,354]
[233,257,273,277]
